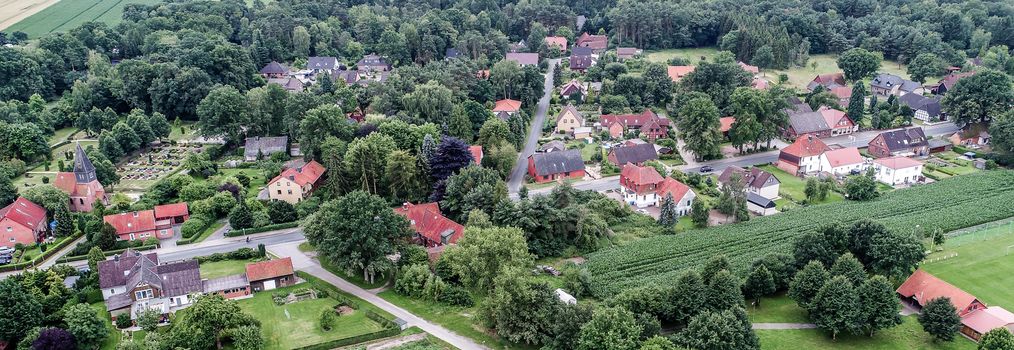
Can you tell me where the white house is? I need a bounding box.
[717,166,780,199]
[619,164,695,214]
[656,178,696,216]
[818,147,866,175]
[872,156,924,186]
[746,193,777,216]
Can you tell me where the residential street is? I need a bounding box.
[522,122,960,197]
[268,242,490,350]
[507,59,559,193]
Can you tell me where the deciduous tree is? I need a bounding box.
[811,276,860,339]
[918,297,962,342]
[837,48,881,82]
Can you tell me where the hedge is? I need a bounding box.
[224,222,299,237]
[288,271,402,350]
[0,232,83,272]
[56,244,158,264]
[289,327,400,350]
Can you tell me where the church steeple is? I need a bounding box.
[73,143,97,183]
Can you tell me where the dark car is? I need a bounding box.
[699,165,714,173]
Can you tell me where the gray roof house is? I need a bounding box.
[607,143,658,166]
[506,52,540,66]
[899,93,944,121]
[528,150,585,177]
[357,54,391,71]
[870,73,922,97]
[244,136,288,161]
[307,57,339,73]
[538,140,568,153]
[98,250,203,320]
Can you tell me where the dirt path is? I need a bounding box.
[0,0,59,31]
[363,333,427,350]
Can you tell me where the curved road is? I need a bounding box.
[508,59,560,193]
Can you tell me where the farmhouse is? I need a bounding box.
[738,61,759,74]
[395,202,464,247]
[717,166,780,199]
[575,32,608,52]
[776,135,830,175]
[806,73,846,92]
[818,147,865,176]
[867,127,929,158]
[267,160,326,204]
[246,257,296,292]
[870,73,922,97]
[949,123,991,146]
[599,109,670,141]
[667,66,695,82]
[897,269,986,316]
[931,71,975,95]
[244,136,289,161]
[829,86,852,107]
[54,143,108,212]
[616,47,641,60]
[0,197,47,248]
[607,142,658,166]
[506,52,539,66]
[899,93,944,122]
[872,156,924,186]
[556,105,585,134]
[527,150,585,183]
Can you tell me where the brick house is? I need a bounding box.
[0,197,47,248]
[600,109,670,141]
[784,107,856,139]
[153,202,189,225]
[575,32,607,52]
[104,210,174,241]
[246,257,296,292]
[544,36,568,52]
[607,142,658,166]
[527,150,585,183]
[867,127,929,158]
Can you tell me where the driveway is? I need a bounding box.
[507,59,560,193]
[267,242,489,350]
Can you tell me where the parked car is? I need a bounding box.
[699,165,714,173]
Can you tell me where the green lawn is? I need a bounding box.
[747,293,809,324]
[644,48,911,91]
[93,302,123,350]
[199,258,256,280]
[217,168,269,199]
[168,121,197,141]
[378,291,536,350]
[49,127,80,145]
[922,221,1014,311]
[756,316,975,350]
[193,220,226,243]
[237,283,386,350]
[757,165,844,205]
[5,0,163,38]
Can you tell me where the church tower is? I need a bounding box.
[73,143,98,184]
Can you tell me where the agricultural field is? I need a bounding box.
[585,170,1014,297]
[644,48,912,91]
[3,0,162,38]
[922,220,1014,310]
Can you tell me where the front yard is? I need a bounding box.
[237,283,387,350]
[757,165,844,205]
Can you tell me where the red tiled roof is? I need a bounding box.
[245,257,294,281]
[719,117,736,132]
[781,135,830,158]
[830,86,852,100]
[812,73,845,85]
[469,145,483,164]
[269,160,326,187]
[897,269,979,311]
[544,36,568,50]
[874,156,923,170]
[961,307,1014,334]
[819,108,851,129]
[620,164,663,187]
[493,99,522,113]
[751,78,769,90]
[576,32,607,50]
[394,203,465,246]
[0,197,47,230]
[656,178,692,202]
[53,172,76,193]
[600,109,665,128]
[938,71,975,89]
[104,210,156,235]
[153,202,188,219]
[822,147,863,168]
[667,65,695,82]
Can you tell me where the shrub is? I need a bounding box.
[438,286,474,306]
[319,309,337,331]
[115,314,133,329]
[180,216,210,239]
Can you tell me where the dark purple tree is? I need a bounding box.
[429,136,474,184]
[33,328,77,350]
[218,183,242,199]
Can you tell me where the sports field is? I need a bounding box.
[2,0,161,38]
[922,219,1014,310]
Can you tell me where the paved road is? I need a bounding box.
[507,59,559,193]
[522,122,961,197]
[269,242,489,350]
